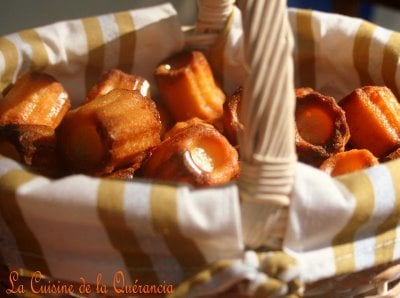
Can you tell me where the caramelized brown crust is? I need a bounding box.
[57,89,161,175]
[339,86,400,158]
[163,117,211,140]
[86,69,150,102]
[141,120,239,186]
[0,124,63,177]
[320,149,379,177]
[295,87,314,97]
[156,100,175,140]
[382,147,400,162]
[0,72,70,129]
[155,50,226,123]
[101,153,150,180]
[295,90,350,166]
[222,86,243,146]
[103,166,138,180]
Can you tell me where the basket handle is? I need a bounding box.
[196,0,296,249]
[238,0,296,204]
[195,0,235,33]
[196,0,296,204]
[238,0,296,248]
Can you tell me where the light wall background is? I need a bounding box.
[0,1,400,36]
[0,0,198,36]
[373,5,400,31]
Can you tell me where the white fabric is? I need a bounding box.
[1,4,400,292]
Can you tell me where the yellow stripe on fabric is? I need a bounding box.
[332,172,375,275]
[353,21,377,87]
[82,17,105,94]
[374,161,400,265]
[254,279,287,298]
[208,9,235,87]
[168,259,233,298]
[97,179,158,283]
[382,31,400,98]
[114,11,136,73]
[0,37,18,94]
[18,29,49,71]
[258,251,297,277]
[150,183,207,277]
[295,10,316,89]
[0,169,50,274]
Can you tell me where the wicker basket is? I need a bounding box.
[1,1,400,297]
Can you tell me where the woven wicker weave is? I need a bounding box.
[200,1,400,297]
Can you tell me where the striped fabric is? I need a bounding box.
[284,9,400,284]
[289,8,400,100]
[170,251,303,298]
[286,159,400,285]
[0,3,184,105]
[2,4,400,297]
[0,155,243,287]
[0,2,243,290]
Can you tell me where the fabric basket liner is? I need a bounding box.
[0,3,400,295]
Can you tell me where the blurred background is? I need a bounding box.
[288,0,400,30]
[0,0,400,36]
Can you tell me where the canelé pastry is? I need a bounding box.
[0,71,70,177]
[222,86,243,147]
[295,90,350,166]
[102,159,147,180]
[157,100,175,140]
[0,138,20,161]
[86,69,150,102]
[383,147,400,162]
[57,89,162,175]
[339,86,400,159]
[141,119,239,186]
[0,124,63,177]
[155,50,226,123]
[162,117,205,139]
[0,72,70,129]
[295,87,314,97]
[320,149,379,177]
